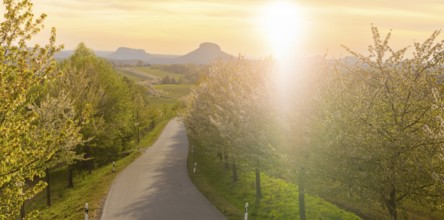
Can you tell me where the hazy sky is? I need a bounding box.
[25,0,444,57]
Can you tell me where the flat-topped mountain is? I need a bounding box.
[108,47,151,60]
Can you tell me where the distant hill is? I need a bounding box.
[54,42,234,65]
[54,50,73,59]
[54,50,112,60]
[107,47,151,61]
[172,42,234,64]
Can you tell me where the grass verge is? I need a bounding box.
[26,118,172,219]
[187,142,362,220]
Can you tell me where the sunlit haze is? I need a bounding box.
[259,1,305,61]
[24,0,444,57]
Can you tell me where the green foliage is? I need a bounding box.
[25,98,176,219]
[182,60,279,171]
[182,59,283,204]
[183,27,444,219]
[0,0,198,218]
[320,27,444,219]
[31,93,84,168]
[0,0,83,218]
[56,43,140,165]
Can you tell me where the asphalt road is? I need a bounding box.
[101,119,226,220]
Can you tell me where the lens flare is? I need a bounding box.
[259,1,305,61]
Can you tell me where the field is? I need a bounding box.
[135,67,184,81]
[115,68,156,86]
[148,84,194,107]
[116,67,185,85]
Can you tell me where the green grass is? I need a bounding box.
[135,67,184,81]
[26,119,172,219]
[116,68,194,107]
[148,84,194,107]
[187,144,362,220]
[394,199,444,220]
[116,67,185,84]
[319,181,444,219]
[154,84,193,99]
[116,68,155,82]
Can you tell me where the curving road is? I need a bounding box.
[101,119,225,220]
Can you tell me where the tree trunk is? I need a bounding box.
[298,167,306,220]
[386,188,398,220]
[68,165,74,188]
[232,161,238,182]
[46,168,51,206]
[255,167,262,198]
[224,153,230,169]
[150,120,155,130]
[217,152,223,161]
[137,125,140,145]
[85,145,92,174]
[20,202,25,219]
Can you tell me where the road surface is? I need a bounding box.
[101,119,225,220]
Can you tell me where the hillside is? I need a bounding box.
[107,47,151,60]
[173,42,234,64]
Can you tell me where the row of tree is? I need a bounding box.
[0,0,161,218]
[182,27,444,219]
[182,59,280,198]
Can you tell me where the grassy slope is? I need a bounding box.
[116,68,151,81]
[135,67,184,81]
[116,66,194,107]
[187,143,362,220]
[116,67,184,84]
[149,84,193,107]
[154,84,193,99]
[26,119,171,219]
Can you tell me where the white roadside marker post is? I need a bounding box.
[244,202,249,220]
[85,203,89,220]
[193,162,197,174]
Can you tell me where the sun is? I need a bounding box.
[259,1,305,61]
